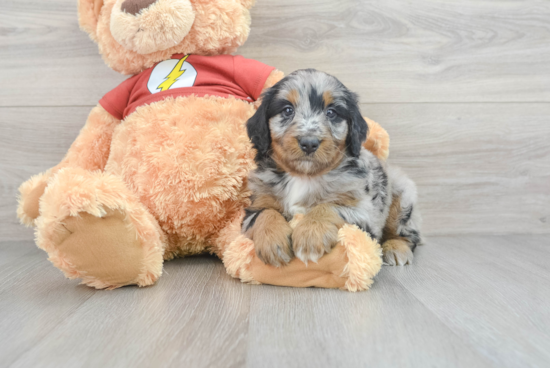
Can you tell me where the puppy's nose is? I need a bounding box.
[121,0,158,15]
[299,137,320,154]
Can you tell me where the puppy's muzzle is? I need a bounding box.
[299,137,320,155]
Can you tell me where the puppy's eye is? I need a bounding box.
[326,109,337,119]
[282,106,294,118]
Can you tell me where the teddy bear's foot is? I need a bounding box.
[35,167,166,289]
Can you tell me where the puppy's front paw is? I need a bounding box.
[246,209,294,267]
[383,239,414,266]
[292,218,340,264]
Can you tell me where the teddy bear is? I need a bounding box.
[17,0,390,291]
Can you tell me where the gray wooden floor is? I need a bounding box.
[1,236,550,368]
[1,0,550,367]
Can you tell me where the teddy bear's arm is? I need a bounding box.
[262,69,285,92]
[253,69,284,108]
[363,117,390,161]
[56,105,120,171]
[17,105,120,226]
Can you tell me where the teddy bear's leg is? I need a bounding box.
[35,167,166,289]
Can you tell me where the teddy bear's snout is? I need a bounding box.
[121,0,158,15]
[111,0,196,55]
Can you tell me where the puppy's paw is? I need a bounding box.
[246,210,294,267]
[292,217,340,264]
[382,239,414,266]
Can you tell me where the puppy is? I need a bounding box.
[242,69,421,267]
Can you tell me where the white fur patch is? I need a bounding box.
[283,176,323,216]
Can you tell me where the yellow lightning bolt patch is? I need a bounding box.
[157,55,189,92]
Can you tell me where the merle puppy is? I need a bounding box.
[242,69,421,267]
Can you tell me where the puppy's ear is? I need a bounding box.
[247,91,273,161]
[346,92,369,157]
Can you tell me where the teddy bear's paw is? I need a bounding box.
[17,173,49,226]
[382,239,414,266]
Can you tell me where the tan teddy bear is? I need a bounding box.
[17,0,390,291]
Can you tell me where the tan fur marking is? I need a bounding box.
[382,195,401,241]
[310,137,346,175]
[270,124,345,177]
[381,195,414,265]
[270,124,303,174]
[323,91,333,107]
[287,89,299,106]
[251,194,283,212]
[246,209,293,266]
[382,195,408,243]
[333,192,359,207]
[292,204,345,262]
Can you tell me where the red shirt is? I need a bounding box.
[99,54,275,120]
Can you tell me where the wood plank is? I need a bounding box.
[1,0,550,106]
[9,255,251,368]
[0,0,126,107]
[0,242,96,367]
[0,107,88,241]
[246,269,492,368]
[2,237,550,367]
[483,235,550,280]
[0,241,37,269]
[244,0,550,103]
[2,103,548,241]
[390,235,550,368]
[377,103,550,236]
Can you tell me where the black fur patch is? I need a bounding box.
[257,157,288,188]
[400,228,421,251]
[246,84,283,162]
[371,164,388,210]
[339,158,367,177]
[308,86,325,113]
[343,90,368,157]
[267,98,294,124]
[243,208,265,231]
[400,206,413,225]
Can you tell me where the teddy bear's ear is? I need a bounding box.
[78,0,104,39]
[239,0,255,9]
